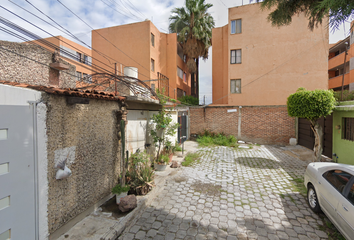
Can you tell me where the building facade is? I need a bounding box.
[212,3,329,106]
[91,20,193,99]
[328,24,354,91]
[30,36,93,84]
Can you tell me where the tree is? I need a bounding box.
[287,88,336,162]
[254,0,354,31]
[169,0,215,100]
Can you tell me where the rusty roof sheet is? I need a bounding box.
[0,80,125,101]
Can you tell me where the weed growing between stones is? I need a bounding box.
[318,215,345,240]
[181,152,201,166]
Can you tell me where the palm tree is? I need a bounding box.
[169,0,215,100]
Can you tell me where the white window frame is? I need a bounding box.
[231,19,242,34]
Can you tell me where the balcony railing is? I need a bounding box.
[329,73,350,89]
[328,51,349,70]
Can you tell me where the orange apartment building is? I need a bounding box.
[91,20,193,99]
[212,3,329,106]
[328,28,354,91]
[31,36,92,83]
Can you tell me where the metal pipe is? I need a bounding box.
[28,100,39,240]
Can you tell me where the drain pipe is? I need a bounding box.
[28,101,39,240]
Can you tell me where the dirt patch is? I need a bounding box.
[100,197,130,219]
[191,180,222,197]
[173,175,189,183]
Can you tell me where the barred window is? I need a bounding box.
[343,117,354,141]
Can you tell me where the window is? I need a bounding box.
[151,33,155,47]
[183,91,186,96]
[230,79,241,93]
[84,55,88,64]
[231,19,242,34]
[183,55,186,63]
[151,59,155,72]
[151,83,155,91]
[348,183,354,205]
[343,118,354,141]
[231,49,241,64]
[323,170,352,193]
[76,52,82,62]
[76,71,82,81]
[177,67,183,79]
[183,72,187,82]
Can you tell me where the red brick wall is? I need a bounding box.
[189,105,295,145]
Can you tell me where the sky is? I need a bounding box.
[0,0,352,104]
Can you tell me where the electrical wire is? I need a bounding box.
[56,0,158,78]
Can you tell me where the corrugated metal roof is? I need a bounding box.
[0,80,125,101]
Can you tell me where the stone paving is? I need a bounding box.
[119,145,330,240]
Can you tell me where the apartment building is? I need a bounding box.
[328,31,354,91]
[212,3,329,106]
[31,36,92,83]
[91,20,193,99]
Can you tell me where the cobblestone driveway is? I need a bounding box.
[120,146,330,240]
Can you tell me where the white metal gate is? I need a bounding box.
[0,105,36,240]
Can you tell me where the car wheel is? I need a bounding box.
[307,184,321,213]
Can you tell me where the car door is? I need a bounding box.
[318,170,352,222]
[336,178,354,240]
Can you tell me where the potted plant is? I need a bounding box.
[162,140,175,162]
[155,153,170,171]
[150,95,179,169]
[111,184,130,204]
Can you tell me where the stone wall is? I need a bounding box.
[0,40,76,88]
[190,105,295,145]
[44,94,123,234]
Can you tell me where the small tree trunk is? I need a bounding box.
[310,121,323,162]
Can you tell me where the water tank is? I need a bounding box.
[124,67,138,78]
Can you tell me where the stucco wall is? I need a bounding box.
[212,3,329,106]
[44,94,122,234]
[0,40,76,88]
[333,105,354,165]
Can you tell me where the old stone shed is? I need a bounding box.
[0,81,127,240]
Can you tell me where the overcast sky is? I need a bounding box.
[0,0,351,104]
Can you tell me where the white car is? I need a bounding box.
[304,162,354,240]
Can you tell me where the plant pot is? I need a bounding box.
[156,129,164,138]
[155,163,167,171]
[115,192,128,204]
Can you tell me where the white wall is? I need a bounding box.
[0,84,41,105]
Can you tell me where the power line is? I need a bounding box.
[5,1,154,80]
[56,0,158,78]
[100,0,142,21]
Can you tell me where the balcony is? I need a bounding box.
[329,73,350,89]
[328,51,349,70]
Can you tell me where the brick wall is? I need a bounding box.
[45,94,123,234]
[190,105,295,145]
[0,40,76,88]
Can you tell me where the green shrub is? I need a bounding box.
[111,184,130,195]
[178,95,199,105]
[333,90,354,101]
[197,131,238,148]
[127,151,154,195]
